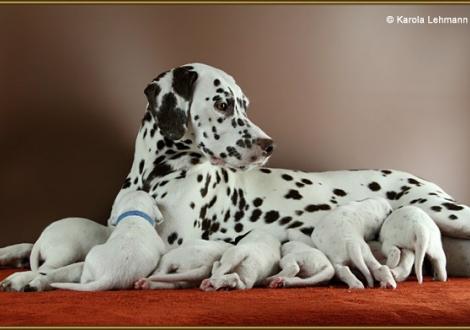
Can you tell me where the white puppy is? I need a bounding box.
[0,218,111,292]
[51,190,165,291]
[312,197,396,289]
[200,229,280,291]
[379,205,447,284]
[266,241,335,288]
[134,239,232,289]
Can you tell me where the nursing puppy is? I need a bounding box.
[200,230,280,291]
[51,191,165,291]
[379,205,447,284]
[0,218,111,292]
[266,241,335,288]
[135,239,232,289]
[312,198,396,289]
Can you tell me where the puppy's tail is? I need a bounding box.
[51,278,110,292]
[29,243,41,272]
[347,241,374,288]
[148,266,210,283]
[414,227,430,284]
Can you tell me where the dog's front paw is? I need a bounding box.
[348,281,365,289]
[0,271,36,292]
[134,278,150,290]
[268,277,285,288]
[200,278,215,291]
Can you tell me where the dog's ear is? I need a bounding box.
[144,66,198,140]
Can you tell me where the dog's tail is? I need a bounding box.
[148,266,210,283]
[51,278,110,292]
[414,226,430,284]
[347,241,374,288]
[29,243,41,272]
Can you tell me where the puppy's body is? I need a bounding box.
[380,205,447,283]
[52,191,165,291]
[200,230,280,291]
[267,241,334,288]
[135,239,232,289]
[0,218,111,292]
[312,198,396,289]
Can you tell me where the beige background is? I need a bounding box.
[0,5,469,244]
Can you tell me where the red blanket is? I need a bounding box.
[1,269,469,326]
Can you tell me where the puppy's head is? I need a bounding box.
[144,63,274,170]
[109,190,163,226]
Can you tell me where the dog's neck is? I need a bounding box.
[122,113,210,194]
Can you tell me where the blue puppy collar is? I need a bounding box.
[115,210,156,226]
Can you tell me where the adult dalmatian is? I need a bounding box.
[2,63,470,289]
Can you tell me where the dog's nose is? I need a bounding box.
[256,138,275,156]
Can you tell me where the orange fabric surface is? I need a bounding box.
[1,268,470,326]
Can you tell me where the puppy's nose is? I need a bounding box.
[256,138,275,156]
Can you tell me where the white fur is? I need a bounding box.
[312,197,396,289]
[266,241,334,288]
[379,205,447,284]
[51,191,165,291]
[200,230,280,291]
[0,218,111,292]
[135,239,232,289]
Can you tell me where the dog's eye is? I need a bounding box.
[215,101,228,111]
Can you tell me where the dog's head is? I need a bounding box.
[144,63,274,170]
[108,190,163,226]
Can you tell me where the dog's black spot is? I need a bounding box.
[301,178,313,185]
[250,209,262,222]
[305,204,331,212]
[285,189,303,200]
[260,168,271,174]
[442,202,464,211]
[200,174,211,197]
[431,206,442,212]
[224,210,231,223]
[279,216,293,225]
[295,182,305,188]
[167,232,178,245]
[157,93,188,140]
[234,210,245,222]
[295,210,304,216]
[156,140,166,150]
[287,221,303,229]
[190,202,195,209]
[408,178,422,187]
[381,170,392,176]
[300,227,314,236]
[172,67,198,101]
[213,79,220,86]
[208,196,218,208]
[234,223,244,233]
[122,177,131,189]
[449,214,458,220]
[231,189,239,206]
[253,198,263,207]
[265,210,280,223]
[234,230,252,244]
[386,191,397,200]
[281,174,293,181]
[333,189,347,197]
[368,182,381,191]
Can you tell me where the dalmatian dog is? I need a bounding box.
[2,62,470,291]
[380,205,447,284]
[51,191,165,291]
[134,239,232,289]
[266,240,334,288]
[312,197,396,289]
[0,218,111,292]
[200,229,280,291]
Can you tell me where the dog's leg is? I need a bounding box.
[266,256,300,287]
[390,249,415,282]
[428,249,447,282]
[381,242,401,268]
[274,266,335,288]
[0,271,36,292]
[36,247,82,273]
[135,279,193,290]
[146,265,210,283]
[348,241,374,287]
[362,244,396,289]
[333,264,364,289]
[0,243,33,268]
[24,262,84,292]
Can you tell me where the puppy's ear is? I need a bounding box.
[144,66,198,140]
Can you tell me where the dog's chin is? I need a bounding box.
[210,156,270,171]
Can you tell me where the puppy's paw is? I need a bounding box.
[268,277,285,289]
[348,281,365,289]
[134,278,150,290]
[200,278,215,291]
